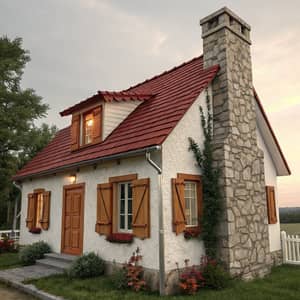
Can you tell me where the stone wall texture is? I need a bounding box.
[201,8,272,278]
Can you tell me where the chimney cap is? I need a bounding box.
[200,6,251,30]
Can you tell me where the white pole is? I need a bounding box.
[281,231,287,264]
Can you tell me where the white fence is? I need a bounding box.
[281,231,300,265]
[0,230,20,243]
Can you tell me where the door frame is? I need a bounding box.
[61,183,85,255]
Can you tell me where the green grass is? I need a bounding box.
[0,252,21,270]
[28,265,300,300]
[281,223,300,235]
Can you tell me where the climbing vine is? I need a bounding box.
[188,90,222,258]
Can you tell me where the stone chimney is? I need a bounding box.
[200,7,271,278]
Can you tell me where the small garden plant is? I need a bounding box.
[0,233,18,253]
[68,252,105,278]
[19,241,51,265]
[111,247,146,292]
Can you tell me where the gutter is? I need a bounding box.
[14,145,161,181]
[146,150,165,296]
[12,182,22,233]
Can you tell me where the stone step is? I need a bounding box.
[36,258,72,271]
[44,252,77,263]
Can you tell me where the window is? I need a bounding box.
[83,111,94,145]
[118,182,133,232]
[35,192,44,228]
[184,181,198,227]
[96,174,151,239]
[172,173,202,235]
[70,106,102,151]
[26,190,51,231]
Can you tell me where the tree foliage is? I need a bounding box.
[0,36,57,228]
[188,90,222,258]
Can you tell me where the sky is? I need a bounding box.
[1,0,299,207]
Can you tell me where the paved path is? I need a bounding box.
[0,265,64,300]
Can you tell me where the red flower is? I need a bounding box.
[106,233,133,243]
[29,227,41,234]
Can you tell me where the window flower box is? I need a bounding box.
[184,228,200,240]
[29,227,41,234]
[106,233,133,244]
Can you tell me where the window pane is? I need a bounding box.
[120,215,125,229]
[128,183,132,199]
[84,113,93,144]
[184,181,198,226]
[128,215,132,230]
[120,199,125,214]
[120,184,125,199]
[128,199,132,214]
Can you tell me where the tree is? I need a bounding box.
[0,36,57,228]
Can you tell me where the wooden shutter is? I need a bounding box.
[132,178,150,239]
[172,178,186,234]
[266,186,277,224]
[71,114,80,151]
[40,191,51,230]
[92,106,102,144]
[96,183,113,236]
[26,193,36,230]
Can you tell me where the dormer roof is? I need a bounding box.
[60,91,154,116]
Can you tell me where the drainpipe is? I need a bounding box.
[146,150,165,296]
[12,182,22,234]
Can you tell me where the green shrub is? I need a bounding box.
[31,241,51,259]
[201,257,232,290]
[110,265,128,290]
[68,252,105,278]
[19,241,51,265]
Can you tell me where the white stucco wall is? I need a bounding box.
[20,154,161,270]
[161,88,211,271]
[103,101,142,139]
[257,128,281,252]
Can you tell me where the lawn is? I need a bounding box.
[281,223,300,235]
[28,265,300,300]
[0,252,21,270]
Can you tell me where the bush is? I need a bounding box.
[177,259,205,295]
[201,256,232,290]
[0,234,17,253]
[19,241,51,265]
[110,265,128,290]
[68,252,105,279]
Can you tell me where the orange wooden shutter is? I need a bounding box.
[40,191,51,230]
[132,178,150,239]
[266,186,277,224]
[172,178,186,234]
[96,183,113,236]
[26,193,36,230]
[92,106,102,143]
[71,114,80,151]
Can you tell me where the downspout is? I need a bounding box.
[12,182,22,233]
[146,149,165,296]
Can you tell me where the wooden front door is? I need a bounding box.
[61,183,85,255]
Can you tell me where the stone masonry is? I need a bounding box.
[200,7,272,278]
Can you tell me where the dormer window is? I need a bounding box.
[70,106,102,151]
[83,111,94,145]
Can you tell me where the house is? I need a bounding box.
[13,7,290,294]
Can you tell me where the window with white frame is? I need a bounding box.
[118,182,133,232]
[184,181,198,227]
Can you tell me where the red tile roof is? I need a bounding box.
[60,91,155,116]
[14,56,219,180]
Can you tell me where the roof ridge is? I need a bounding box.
[124,55,203,92]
